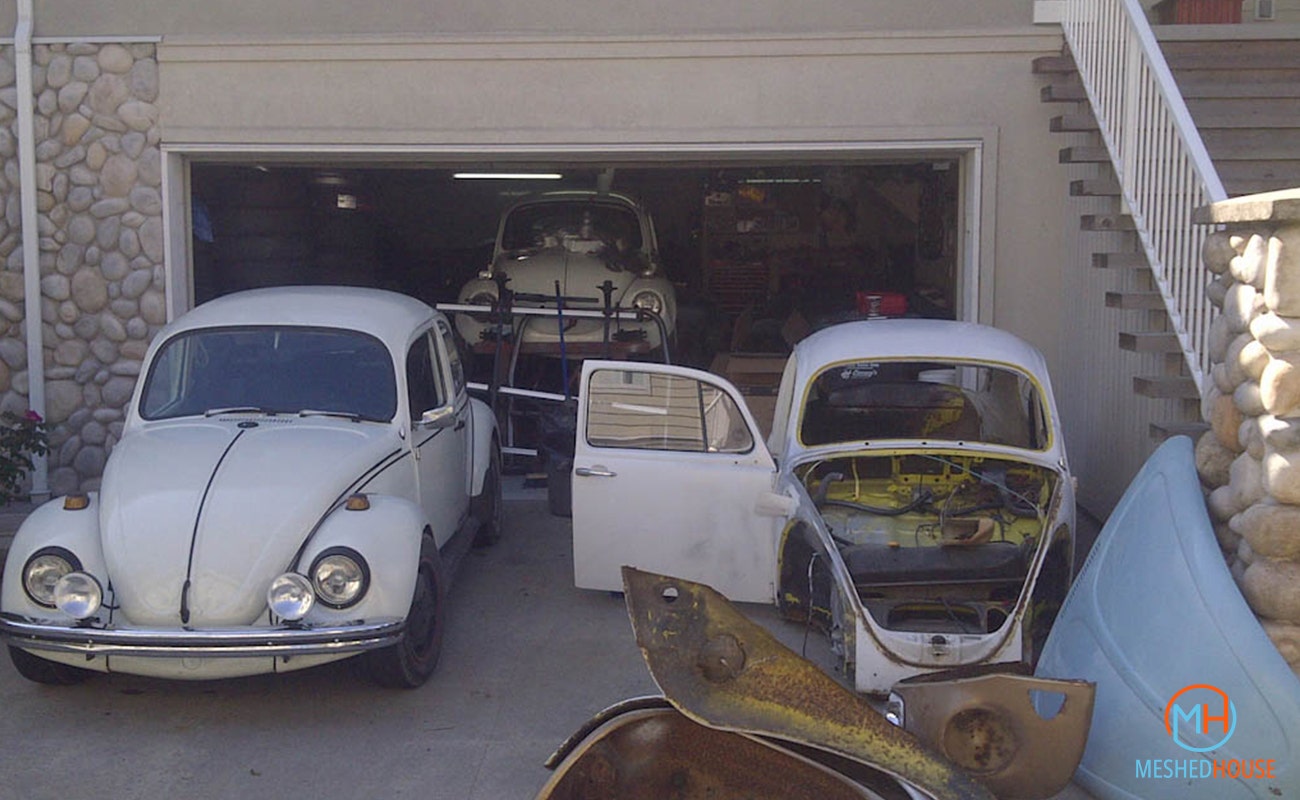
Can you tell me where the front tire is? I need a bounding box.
[8,646,93,685]
[359,536,445,689]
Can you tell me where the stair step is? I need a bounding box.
[1050,112,1099,132]
[1201,129,1300,160]
[1175,77,1300,100]
[1134,375,1200,399]
[1041,82,1088,103]
[1149,420,1210,441]
[1225,177,1300,197]
[1060,146,1110,164]
[1217,159,1300,180]
[1082,214,1136,232]
[1106,291,1165,310]
[1120,331,1181,352]
[1163,48,1300,71]
[1071,178,1121,197]
[1183,98,1300,129]
[1093,252,1149,269]
[1031,54,1077,74]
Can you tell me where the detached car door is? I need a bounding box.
[572,360,784,604]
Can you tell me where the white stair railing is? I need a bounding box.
[1061,0,1227,400]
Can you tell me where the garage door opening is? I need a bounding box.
[189,158,963,370]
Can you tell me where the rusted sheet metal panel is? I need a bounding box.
[621,567,994,800]
[538,701,891,800]
[892,666,1095,800]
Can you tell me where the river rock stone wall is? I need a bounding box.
[0,42,163,495]
[1195,189,1300,677]
[0,48,25,420]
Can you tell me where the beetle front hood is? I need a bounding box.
[497,248,641,306]
[99,419,405,627]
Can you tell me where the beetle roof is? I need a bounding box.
[791,319,1053,379]
[773,319,1065,464]
[161,286,437,352]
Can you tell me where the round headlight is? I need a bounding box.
[53,572,103,619]
[311,548,370,609]
[631,291,663,316]
[23,547,81,608]
[466,291,498,323]
[267,573,315,621]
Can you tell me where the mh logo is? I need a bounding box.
[1164,684,1237,753]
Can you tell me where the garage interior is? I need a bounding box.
[190,158,962,373]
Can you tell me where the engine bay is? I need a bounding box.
[796,452,1060,636]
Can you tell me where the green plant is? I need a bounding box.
[0,410,48,504]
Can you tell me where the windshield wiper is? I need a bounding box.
[298,409,364,422]
[204,406,278,417]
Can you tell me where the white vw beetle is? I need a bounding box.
[571,319,1075,695]
[454,190,676,358]
[1,287,501,688]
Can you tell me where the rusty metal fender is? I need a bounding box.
[618,567,995,800]
[537,696,920,799]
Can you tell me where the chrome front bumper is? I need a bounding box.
[0,613,405,658]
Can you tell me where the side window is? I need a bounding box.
[437,320,466,397]
[405,333,444,421]
[585,369,753,454]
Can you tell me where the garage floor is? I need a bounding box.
[0,485,1098,800]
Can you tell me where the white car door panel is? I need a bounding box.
[572,360,782,604]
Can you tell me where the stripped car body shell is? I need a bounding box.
[570,320,1076,694]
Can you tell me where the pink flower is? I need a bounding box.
[23,410,42,423]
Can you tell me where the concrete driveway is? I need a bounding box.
[0,486,1099,800]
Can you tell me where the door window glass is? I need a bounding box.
[405,333,444,421]
[586,369,752,453]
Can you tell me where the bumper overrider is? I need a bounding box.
[0,613,405,658]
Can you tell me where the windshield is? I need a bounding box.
[799,359,1049,450]
[139,326,397,422]
[499,201,643,255]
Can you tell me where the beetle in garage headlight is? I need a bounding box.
[267,573,315,621]
[310,548,370,609]
[631,291,663,316]
[22,547,81,608]
[53,572,103,619]
[466,291,498,323]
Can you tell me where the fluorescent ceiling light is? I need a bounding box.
[453,172,563,180]
[739,177,821,185]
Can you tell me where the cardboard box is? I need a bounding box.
[711,353,787,438]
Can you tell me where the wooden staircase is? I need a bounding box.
[1029,31,1300,439]
[1037,31,1300,197]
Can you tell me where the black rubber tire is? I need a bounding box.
[7,645,92,685]
[359,536,446,689]
[472,443,504,547]
[547,456,572,518]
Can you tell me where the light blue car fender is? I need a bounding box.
[1036,436,1300,799]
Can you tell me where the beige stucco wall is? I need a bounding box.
[24,0,1036,38]
[156,31,1073,358]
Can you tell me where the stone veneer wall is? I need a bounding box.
[0,42,163,496]
[1196,188,1300,678]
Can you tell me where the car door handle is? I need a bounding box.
[574,465,617,478]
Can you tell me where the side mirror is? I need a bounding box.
[418,406,457,429]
